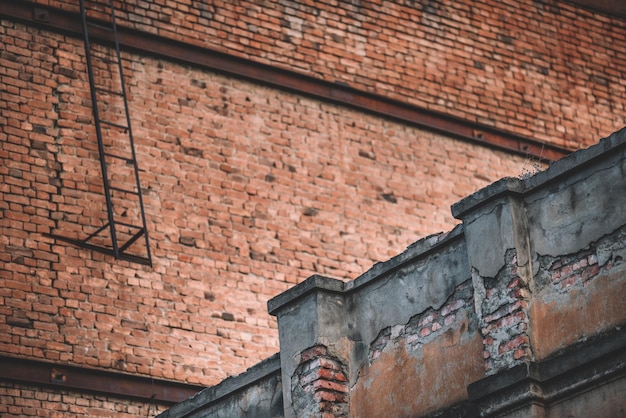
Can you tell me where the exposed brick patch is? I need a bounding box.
[475,250,532,374]
[368,279,474,364]
[292,345,349,418]
[536,224,626,293]
[0,380,169,417]
[549,252,600,289]
[475,223,626,375]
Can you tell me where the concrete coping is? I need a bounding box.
[452,126,626,219]
[267,274,344,316]
[347,223,464,291]
[267,224,465,316]
[157,353,281,418]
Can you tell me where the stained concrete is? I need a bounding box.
[156,354,282,418]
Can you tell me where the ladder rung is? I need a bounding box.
[104,152,135,164]
[95,87,124,97]
[99,57,117,65]
[119,228,146,253]
[109,186,139,195]
[100,120,128,130]
[86,21,113,31]
[84,222,110,242]
[114,220,143,230]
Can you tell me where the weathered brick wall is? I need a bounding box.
[0,381,169,417]
[0,14,533,398]
[28,0,626,149]
[3,1,625,415]
[292,345,349,418]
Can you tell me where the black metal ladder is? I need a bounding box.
[49,0,152,266]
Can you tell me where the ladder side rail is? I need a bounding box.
[106,0,152,264]
[79,0,120,257]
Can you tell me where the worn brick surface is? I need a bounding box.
[476,251,533,374]
[0,17,534,396]
[0,381,168,417]
[1,2,625,416]
[27,0,626,149]
[292,345,349,417]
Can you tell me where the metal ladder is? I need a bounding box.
[49,0,152,266]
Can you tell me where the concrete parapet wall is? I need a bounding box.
[267,219,486,416]
[157,354,282,418]
[163,129,626,416]
[453,127,626,372]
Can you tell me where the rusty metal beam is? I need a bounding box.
[0,355,203,404]
[0,0,572,162]
[565,0,626,19]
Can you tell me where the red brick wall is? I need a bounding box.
[28,0,626,150]
[0,18,536,388]
[0,381,169,417]
[476,250,533,375]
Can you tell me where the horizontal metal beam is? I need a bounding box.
[43,232,152,266]
[0,355,203,405]
[0,0,572,162]
[566,0,626,19]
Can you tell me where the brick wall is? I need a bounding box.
[27,0,626,149]
[292,345,349,418]
[2,1,625,415]
[0,381,169,417]
[0,15,532,396]
[476,250,533,375]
